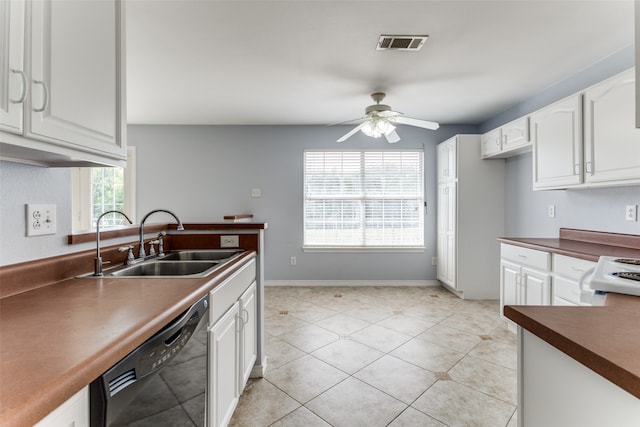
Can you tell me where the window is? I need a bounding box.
[71,147,136,231]
[304,149,424,250]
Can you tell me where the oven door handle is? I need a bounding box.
[578,266,596,292]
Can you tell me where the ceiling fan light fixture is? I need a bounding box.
[361,119,395,139]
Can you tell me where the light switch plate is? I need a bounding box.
[26,204,57,236]
[625,205,638,221]
[548,205,556,218]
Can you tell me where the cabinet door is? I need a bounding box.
[34,387,88,427]
[436,182,456,288]
[531,94,583,189]
[522,267,551,305]
[208,302,240,427]
[27,0,125,159]
[584,69,640,185]
[0,0,26,134]
[437,137,457,181]
[481,127,502,158]
[500,260,520,312]
[502,116,530,152]
[239,282,257,388]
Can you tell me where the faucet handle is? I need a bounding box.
[118,245,135,265]
[148,240,158,256]
[156,232,166,255]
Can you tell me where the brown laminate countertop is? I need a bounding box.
[500,229,640,400]
[0,251,256,427]
[504,293,640,399]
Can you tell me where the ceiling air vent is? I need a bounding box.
[376,35,428,51]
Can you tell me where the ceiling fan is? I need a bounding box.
[334,92,440,144]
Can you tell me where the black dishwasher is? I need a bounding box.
[90,295,209,427]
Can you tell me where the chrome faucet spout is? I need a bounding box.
[138,209,184,259]
[94,210,133,276]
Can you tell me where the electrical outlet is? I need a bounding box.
[220,235,239,247]
[26,204,57,236]
[290,256,297,266]
[251,188,261,198]
[548,205,556,218]
[431,257,437,266]
[625,205,638,222]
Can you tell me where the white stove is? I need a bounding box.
[584,256,640,297]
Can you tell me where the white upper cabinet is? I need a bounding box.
[0,0,126,167]
[584,69,640,186]
[531,94,583,190]
[482,116,531,159]
[480,127,502,158]
[0,0,26,135]
[502,116,530,153]
[532,68,640,190]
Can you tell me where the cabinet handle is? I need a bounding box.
[574,163,580,176]
[585,161,593,174]
[10,69,28,104]
[33,80,49,112]
[570,266,585,273]
[517,254,527,258]
[236,314,244,332]
[242,308,249,325]
[495,137,501,146]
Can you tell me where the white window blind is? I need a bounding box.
[304,150,424,248]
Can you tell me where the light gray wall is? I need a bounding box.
[129,124,477,281]
[479,44,640,238]
[505,153,640,237]
[0,161,74,265]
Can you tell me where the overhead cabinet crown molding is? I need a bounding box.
[0,0,127,167]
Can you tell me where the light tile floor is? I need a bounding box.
[229,286,518,427]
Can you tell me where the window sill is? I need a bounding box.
[303,246,425,253]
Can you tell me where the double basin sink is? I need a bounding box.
[97,250,245,278]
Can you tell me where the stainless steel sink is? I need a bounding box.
[110,261,219,277]
[159,250,243,261]
[78,249,246,279]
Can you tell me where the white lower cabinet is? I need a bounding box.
[207,258,257,427]
[239,282,257,388]
[34,387,88,427]
[208,301,241,427]
[552,254,596,306]
[500,244,551,323]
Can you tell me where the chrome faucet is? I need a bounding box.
[138,209,184,259]
[94,210,133,276]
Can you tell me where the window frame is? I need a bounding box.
[71,146,136,231]
[303,148,426,253]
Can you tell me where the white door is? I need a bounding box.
[532,94,583,189]
[481,127,502,158]
[584,69,640,185]
[239,282,257,388]
[27,0,124,158]
[502,116,530,152]
[522,267,551,305]
[208,302,240,427]
[0,0,26,134]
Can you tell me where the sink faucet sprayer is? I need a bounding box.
[138,209,184,259]
[94,210,133,276]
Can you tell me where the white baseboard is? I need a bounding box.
[265,279,440,287]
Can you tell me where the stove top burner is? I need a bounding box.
[613,258,640,266]
[612,272,640,282]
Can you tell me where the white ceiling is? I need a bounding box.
[125,0,635,126]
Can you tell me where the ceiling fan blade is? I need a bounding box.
[336,122,367,142]
[327,116,366,126]
[394,116,440,130]
[385,130,400,144]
